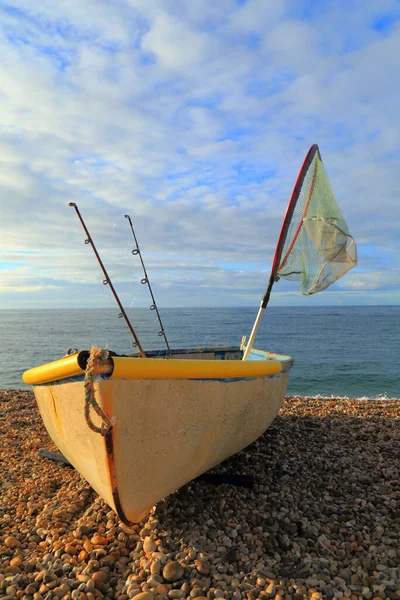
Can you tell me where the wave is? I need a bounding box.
[286,392,400,401]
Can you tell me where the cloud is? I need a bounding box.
[0,0,399,308]
[141,14,214,70]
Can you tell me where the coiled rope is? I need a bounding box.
[84,346,113,435]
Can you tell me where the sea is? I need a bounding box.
[0,306,398,398]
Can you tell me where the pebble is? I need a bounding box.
[142,538,156,553]
[150,559,161,574]
[163,561,184,582]
[168,590,186,599]
[53,583,70,597]
[0,391,399,600]
[147,574,163,586]
[155,584,169,595]
[92,571,107,586]
[4,536,20,548]
[91,534,108,545]
[195,560,210,576]
[64,544,77,555]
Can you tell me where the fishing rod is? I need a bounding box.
[68,203,146,357]
[125,214,172,358]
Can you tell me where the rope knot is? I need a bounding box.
[84,346,113,435]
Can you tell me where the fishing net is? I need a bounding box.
[275,146,357,295]
[243,144,357,360]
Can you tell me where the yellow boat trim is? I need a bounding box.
[111,356,282,380]
[23,353,282,385]
[23,354,85,385]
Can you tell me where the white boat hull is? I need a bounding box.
[31,348,292,524]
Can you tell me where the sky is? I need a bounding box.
[0,0,399,309]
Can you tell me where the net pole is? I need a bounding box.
[242,276,274,360]
[242,306,264,361]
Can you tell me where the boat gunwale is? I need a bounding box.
[23,346,293,386]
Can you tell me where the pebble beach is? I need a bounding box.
[0,390,399,600]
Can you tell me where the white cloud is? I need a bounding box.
[141,14,213,70]
[0,1,399,308]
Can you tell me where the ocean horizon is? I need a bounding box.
[1,306,399,399]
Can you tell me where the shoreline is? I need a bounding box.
[4,387,400,401]
[1,390,399,600]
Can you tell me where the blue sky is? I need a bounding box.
[0,0,399,308]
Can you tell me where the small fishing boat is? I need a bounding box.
[23,346,293,525]
[23,144,357,525]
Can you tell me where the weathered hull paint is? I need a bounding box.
[31,348,292,524]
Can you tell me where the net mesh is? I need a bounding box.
[276,149,357,295]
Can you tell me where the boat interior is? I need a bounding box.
[131,346,243,360]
